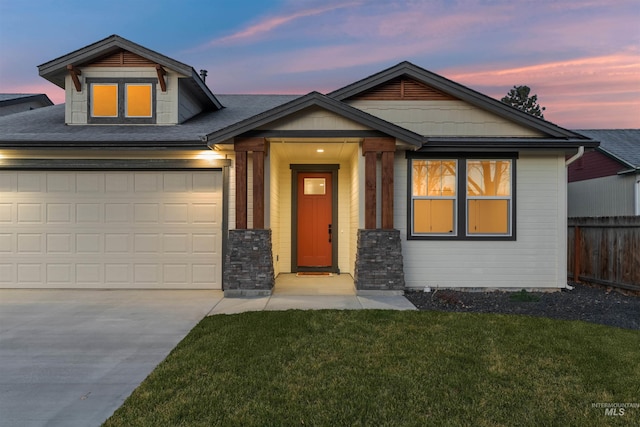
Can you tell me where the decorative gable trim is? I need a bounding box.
[348,77,456,101]
[89,49,156,67]
[38,34,222,110]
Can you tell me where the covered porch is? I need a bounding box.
[223,135,405,296]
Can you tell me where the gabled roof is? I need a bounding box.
[329,61,588,141]
[38,34,222,109]
[0,93,53,106]
[203,91,424,147]
[575,129,640,172]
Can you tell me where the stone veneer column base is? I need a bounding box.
[354,229,405,295]
[223,229,275,297]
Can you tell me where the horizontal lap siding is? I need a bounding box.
[568,175,636,217]
[349,100,545,137]
[397,153,565,289]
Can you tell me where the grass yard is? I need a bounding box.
[103,311,639,427]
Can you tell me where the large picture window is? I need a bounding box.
[88,78,155,124]
[409,155,516,240]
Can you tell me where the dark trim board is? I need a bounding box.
[290,164,340,273]
[240,130,389,139]
[0,158,231,170]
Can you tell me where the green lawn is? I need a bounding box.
[104,311,640,427]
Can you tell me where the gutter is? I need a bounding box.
[565,146,584,166]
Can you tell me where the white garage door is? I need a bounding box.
[0,171,222,289]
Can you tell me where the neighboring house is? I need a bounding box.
[0,35,597,293]
[568,129,640,217]
[0,93,54,116]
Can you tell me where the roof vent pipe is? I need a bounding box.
[565,146,584,166]
[200,69,208,83]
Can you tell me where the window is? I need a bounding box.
[88,78,155,124]
[467,160,511,235]
[409,155,516,240]
[91,84,118,117]
[411,160,456,235]
[125,84,152,117]
[304,178,326,195]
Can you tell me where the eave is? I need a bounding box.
[417,137,600,152]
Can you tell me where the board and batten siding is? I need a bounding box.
[397,152,568,289]
[348,100,545,137]
[568,174,637,217]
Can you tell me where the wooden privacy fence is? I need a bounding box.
[568,217,640,292]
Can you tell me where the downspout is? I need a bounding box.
[564,146,584,291]
[565,146,584,166]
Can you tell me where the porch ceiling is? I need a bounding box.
[269,138,360,163]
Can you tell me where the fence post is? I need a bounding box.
[573,225,581,283]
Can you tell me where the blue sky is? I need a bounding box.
[1,0,638,128]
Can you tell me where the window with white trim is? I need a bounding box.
[409,155,516,240]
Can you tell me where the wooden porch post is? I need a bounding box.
[235,151,247,229]
[381,151,394,229]
[235,138,267,229]
[253,150,265,229]
[362,138,396,230]
[364,151,377,229]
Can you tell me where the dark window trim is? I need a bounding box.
[290,164,340,273]
[406,152,518,241]
[87,77,156,124]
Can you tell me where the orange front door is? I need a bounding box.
[297,172,332,268]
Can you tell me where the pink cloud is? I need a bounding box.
[205,2,361,46]
[1,82,64,105]
[443,53,640,128]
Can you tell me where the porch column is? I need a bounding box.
[362,138,395,229]
[234,138,267,229]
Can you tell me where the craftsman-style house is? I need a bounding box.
[0,35,597,294]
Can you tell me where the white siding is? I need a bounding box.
[260,107,373,131]
[349,100,544,137]
[398,153,568,289]
[568,174,637,217]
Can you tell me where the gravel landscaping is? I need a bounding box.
[405,283,640,330]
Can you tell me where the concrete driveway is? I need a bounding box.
[0,289,222,427]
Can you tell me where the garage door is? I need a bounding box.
[0,171,222,289]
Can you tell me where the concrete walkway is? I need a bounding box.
[0,285,415,427]
[209,292,417,314]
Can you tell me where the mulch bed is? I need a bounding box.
[405,283,640,330]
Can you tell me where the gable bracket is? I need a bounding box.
[66,65,82,92]
[155,64,167,92]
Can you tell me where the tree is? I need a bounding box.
[500,85,546,119]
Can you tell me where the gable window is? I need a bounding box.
[88,78,155,124]
[125,84,152,117]
[409,155,516,240]
[91,84,118,117]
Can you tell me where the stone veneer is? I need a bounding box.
[354,229,405,295]
[223,229,274,297]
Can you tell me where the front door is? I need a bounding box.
[297,172,333,268]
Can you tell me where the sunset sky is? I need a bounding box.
[1,0,638,129]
